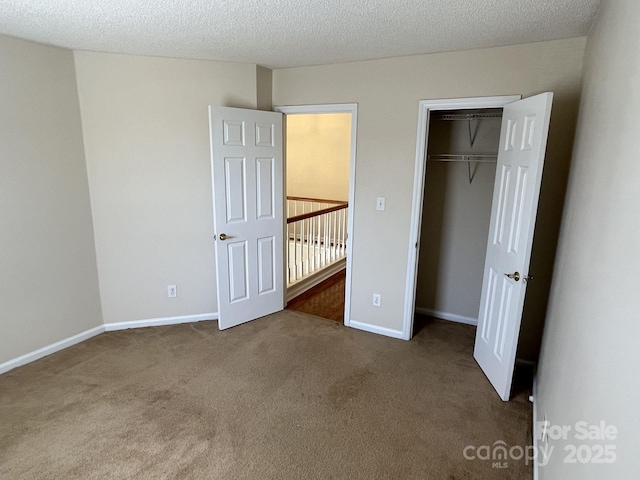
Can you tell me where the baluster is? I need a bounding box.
[336,209,340,258]
[314,212,318,271]
[314,213,319,272]
[310,212,314,274]
[308,216,313,274]
[340,208,344,257]
[317,213,321,270]
[301,218,306,276]
[298,220,302,279]
[299,219,303,278]
[309,215,313,274]
[336,209,340,259]
[319,211,324,268]
[287,222,290,284]
[332,211,337,261]
[337,209,343,257]
[294,220,298,279]
[344,208,348,255]
[324,212,329,266]
[293,220,297,283]
[328,211,332,262]
[318,214,327,267]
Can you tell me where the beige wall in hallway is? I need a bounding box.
[74,52,257,325]
[286,113,351,202]
[537,0,640,477]
[273,38,586,345]
[0,35,102,364]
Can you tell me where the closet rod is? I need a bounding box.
[427,154,497,163]
[431,112,502,121]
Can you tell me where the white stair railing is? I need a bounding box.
[286,196,348,285]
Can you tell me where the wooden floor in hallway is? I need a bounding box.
[286,270,346,322]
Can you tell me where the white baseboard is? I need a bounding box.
[0,325,105,375]
[349,320,404,340]
[415,307,478,326]
[516,358,536,368]
[104,313,218,331]
[286,259,346,302]
[0,313,219,376]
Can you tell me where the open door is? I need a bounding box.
[209,106,284,330]
[474,93,553,400]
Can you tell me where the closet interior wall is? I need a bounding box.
[415,109,502,323]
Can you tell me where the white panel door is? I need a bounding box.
[474,93,553,400]
[209,106,284,330]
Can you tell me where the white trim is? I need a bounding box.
[403,95,521,341]
[286,259,346,302]
[349,320,404,340]
[0,325,105,375]
[104,313,218,331]
[415,307,478,326]
[532,375,540,480]
[516,358,536,368]
[0,313,220,376]
[274,103,358,329]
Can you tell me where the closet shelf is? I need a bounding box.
[427,154,497,163]
[431,112,502,121]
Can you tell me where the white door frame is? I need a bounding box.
[273,103,358,327]
[402,95,521,340]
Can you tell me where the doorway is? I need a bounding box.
[404,96,520,339]
[274,104,358,326]
[414,108,503,327]
[404,94,554,400]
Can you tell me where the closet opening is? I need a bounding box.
[414,108,502,332]
[406,93,555,400]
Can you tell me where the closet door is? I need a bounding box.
[474,93,553,401]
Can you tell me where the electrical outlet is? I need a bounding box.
[373,294,381,307]
[167,285,177,298]
[376,197,386,211]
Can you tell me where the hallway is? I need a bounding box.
[286,270,346,322]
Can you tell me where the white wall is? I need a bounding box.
[537,0,640,477]
[273,38,586,337]
[286,113,351,202]
[0,35,102,364]
[74,52,257,324]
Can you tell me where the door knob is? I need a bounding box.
[505,271,520,282]
[218,233,231,241]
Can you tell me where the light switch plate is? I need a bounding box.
[376,197,386,211]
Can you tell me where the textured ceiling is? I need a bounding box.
[0,0,601,69]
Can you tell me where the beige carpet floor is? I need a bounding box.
[0,311,533,479]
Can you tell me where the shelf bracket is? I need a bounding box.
[467,116,477,148]
[467,157,480,184]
